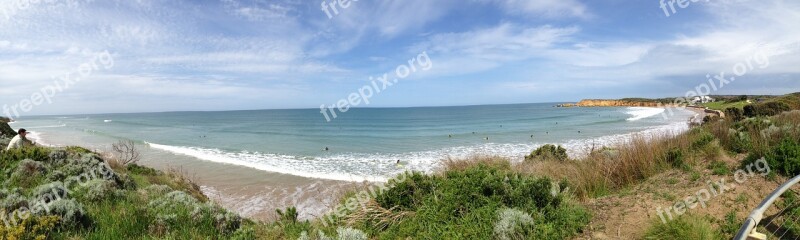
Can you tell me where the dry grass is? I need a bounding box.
[343,200,414,231]
[145,166,209,202]
[515,131,701,199]
[441,155,511,173]
[100,151,126,172]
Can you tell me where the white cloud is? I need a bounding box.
[488,0,589,18]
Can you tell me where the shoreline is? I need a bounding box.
[9,106,698,221]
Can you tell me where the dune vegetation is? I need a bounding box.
[1,93,799,239]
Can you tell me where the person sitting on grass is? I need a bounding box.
[6,128,35,150]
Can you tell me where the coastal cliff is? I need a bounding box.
[0,117,16,138]
[558,99,682,108]
[576,99,667,107]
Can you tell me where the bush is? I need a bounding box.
[48,149,68,165]
[368,163,589,239]
[744,102,792,117]
[8,159,48,187]
[336,227,368,240]
[0,215,59,240]
[0,147,51,172]
[525,144,569,161]
[144,184,173,195]
[38,199,88,227]
[753,138,800,177]
[127,164,161,176]
[0,188,28,210]
[691,132,715,150]
[147,190,243,235]
[644,215,721,240]
[493,208,535,240]
[31,181,69,205]
[725,107,745,122]
[702,115,719,124]
[708,161,731,176]
[75,180,119,202]
[665,148,686,169]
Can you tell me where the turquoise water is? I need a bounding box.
[12,103,695,182]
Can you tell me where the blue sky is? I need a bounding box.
[0,0,799,116]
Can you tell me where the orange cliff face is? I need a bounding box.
[575,99,680,107]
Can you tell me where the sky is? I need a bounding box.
[0,0,799,116]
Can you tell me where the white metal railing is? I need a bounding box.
[735,175,800,240]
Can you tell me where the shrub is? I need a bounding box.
[230,227,256,240]
[144,184,173,195]
[0,215,59,240]
[744,102,792,117]
[336,227,368,240]
[147,190,243,235]
[369,163,589,239]
[75,180,119,202]
[0,188,28,210]
[111,140,140,166]
[214,211,243,234]
[493,208,535,240]
[702,115,719,124]
[46,170,67,182]
[752,138,800,177]
[725,107,745,122]
[38,199,88,227]
[48,149,68,165]
[665,148,685,169]
[31,181,69,205]
[691,132,715,150]
[276,207,299,224]
[728,131,753,153]
[0,147,51,172]
[644,215,721,239]
[708,161,731,176]
[744,105,757,118]
[127,164,161,176]
[8,159,48,187]
[525,144,569,161]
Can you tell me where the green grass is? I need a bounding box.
[708,161,731,176]
[700,100,749,111]
[644,215,722,240]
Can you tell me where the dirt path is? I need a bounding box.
[576,155,788,239]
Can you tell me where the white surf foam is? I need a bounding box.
[25,131,52,147]
[26,124,67,129]
[146,142,393,182]
[626,107,665,121]
[144,117,691,183]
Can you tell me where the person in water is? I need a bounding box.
[6,128,35,150]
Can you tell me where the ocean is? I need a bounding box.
[10,103,697,219]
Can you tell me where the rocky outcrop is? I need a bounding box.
[0,117,16,138]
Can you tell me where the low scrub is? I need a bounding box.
[351,160,590,239]
[525,144,569,162]
[643,215,722,240]
[744,102,792,117]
